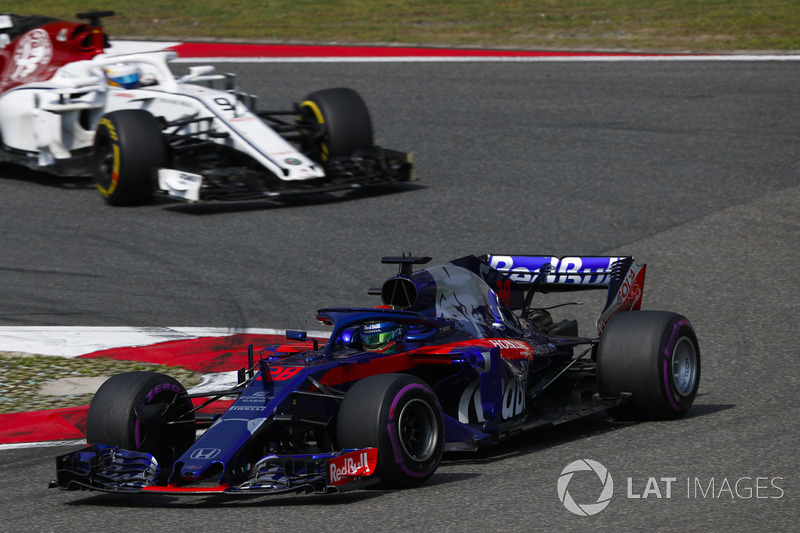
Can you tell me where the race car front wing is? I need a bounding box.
[157,146,414,203]
[50,444,379,495]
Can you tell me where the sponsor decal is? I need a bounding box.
[488,339,528,351]
[190,448,221,460]
[177,172,200,183]
[11,29,53,81]
[488,255,621,285]
[502,374,526,420]
[145,382,181,403]
[284,158,302,165]
[458,373,526,423]
[597,263,646,333]
[615,263,644,309]
[241,391,269,402]
[444,338,540,359]
[159,98,194,108]
[328,449,377,485]
[488,338,552,357]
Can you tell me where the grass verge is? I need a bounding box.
[0,352,202,414]
[5,1,800,52]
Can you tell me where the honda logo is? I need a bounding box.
[190,448,221,460]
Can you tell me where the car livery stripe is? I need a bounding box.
[319,338,537,387]
[414,339,538,361]
[320,352,418,386]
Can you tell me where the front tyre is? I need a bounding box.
[86,371,195,468]
[92,109,167,206]
[299,87,374,164]
[337,374,444,488]
[597,311,700,420]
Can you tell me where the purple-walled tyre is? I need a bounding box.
[337,373,444,488]
[597,311,700,420]
[86,371,195,469]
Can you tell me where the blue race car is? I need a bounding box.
[52,254,700,495]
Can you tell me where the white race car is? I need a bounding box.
[0,11,413,205]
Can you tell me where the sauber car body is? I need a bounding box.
[52,254,700,496]
[0,12,412,205]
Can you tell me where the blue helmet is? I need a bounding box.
[103,63,141,89]
[361,321,403,353]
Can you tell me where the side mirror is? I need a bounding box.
[286,330,318,350]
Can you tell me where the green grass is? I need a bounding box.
[0,353,202,414]
[6,1,800,51]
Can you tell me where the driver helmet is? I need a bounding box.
[103,63,141,89]
[361,321,403,353]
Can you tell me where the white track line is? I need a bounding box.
[106,40,800,63]
[0,326,330,357]
[170,54,800,63]
[0,440,85,451]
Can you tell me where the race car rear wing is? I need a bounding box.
[481,254,646,334]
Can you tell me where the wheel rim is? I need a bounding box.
[94,136,115,190]
[671,336,698,397]
[398,398,438,462]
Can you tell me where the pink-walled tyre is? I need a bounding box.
[338,373,444,488]
[86,371,195,469]
[597,311,700,420]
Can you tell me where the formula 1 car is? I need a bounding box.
[0,12,413,205]
[52,254,700,496]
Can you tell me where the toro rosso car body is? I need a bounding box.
[52,254,700,496]
[0,12,412,205]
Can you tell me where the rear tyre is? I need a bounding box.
[93,109,167,206]
[337,374,444,488]
[300,87,374,164]
[86,371,195,468]
[597,311,700,420]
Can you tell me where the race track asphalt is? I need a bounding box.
[1,58,798,531]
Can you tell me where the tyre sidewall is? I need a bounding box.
[657,315,701,415]
[93,110,166,206]
[86,371,193,464]
[338,374,444,488]
[598,311,700,420]
[301,88,373,162]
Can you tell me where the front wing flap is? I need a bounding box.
[52,444,378,495]
[157,147,414,203]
